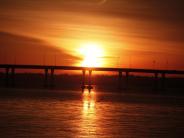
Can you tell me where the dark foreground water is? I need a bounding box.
[0,88,184,138]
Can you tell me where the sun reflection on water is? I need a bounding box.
[82,89,96,114]
[80,89,97,136]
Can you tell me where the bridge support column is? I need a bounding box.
[154,73,158,91]
[124,71,129,90]
[11,68,15,87]
[87,70,93,89]
[50,68,55,88]
[44,68,48,88]
[5,68,10,87]
[81,70,86,90]
[118,71,122,91]
[161,73,166,90]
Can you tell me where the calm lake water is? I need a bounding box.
[0,88,184,138]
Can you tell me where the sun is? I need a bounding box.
[79,42,104,67]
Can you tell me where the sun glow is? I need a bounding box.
[79,42,104,67]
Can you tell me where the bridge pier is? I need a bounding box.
[11,68,15,87]
[118,71,122,90]
[124,71,129,90]
[161,73,166,91]
[4,67,15,87]
[44,68,49,87]
[153,73,166,91]
[153,73,158,91]
[118,71,129,91]
[50,68,55,88]
[44,68,55,88]
[87,70,93,89]
[81,69,93,91]
[5,68,10,87]
[81,70,86,89]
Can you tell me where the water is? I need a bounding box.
[0,88,184,138]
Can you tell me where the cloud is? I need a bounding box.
[0,31,80,65]
[1,0,183,44]
[1,0,183,22]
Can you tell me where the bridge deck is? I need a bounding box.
[0,64,184,75]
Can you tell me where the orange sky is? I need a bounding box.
[0,0,184,70]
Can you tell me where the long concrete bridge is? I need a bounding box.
[0,64,184,90]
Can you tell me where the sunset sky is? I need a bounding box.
[0,0,184,69]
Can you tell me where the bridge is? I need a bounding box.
[0,64,184,90]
